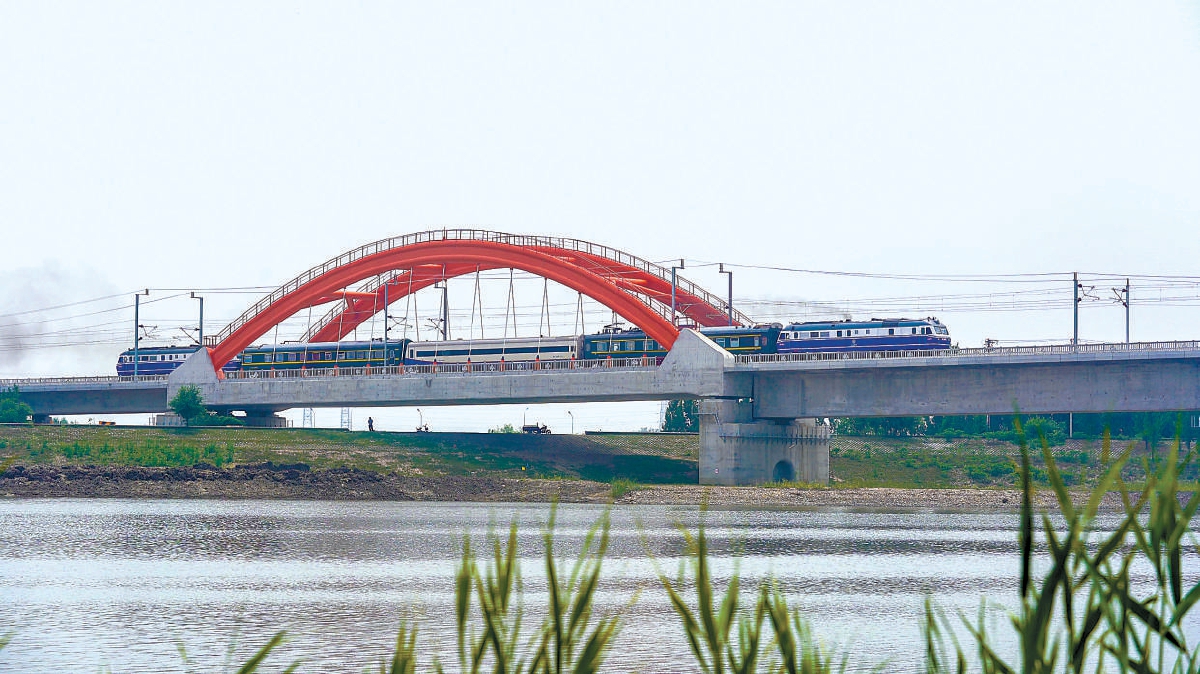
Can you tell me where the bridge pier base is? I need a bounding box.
[698,400,829,486]
[31,413,51,425]
[243,413,289,428]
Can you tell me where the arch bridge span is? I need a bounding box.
[204,230,752,374]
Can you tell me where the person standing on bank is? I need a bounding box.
[367,417,374,432]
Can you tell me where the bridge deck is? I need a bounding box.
[7,339,1200,417]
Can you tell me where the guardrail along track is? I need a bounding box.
[737,340,1200,364]
[223,357,659,380]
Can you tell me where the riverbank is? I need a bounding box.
[0,462,1127,511]
[0,424,1149,509]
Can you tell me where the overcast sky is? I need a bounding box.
[2,2,1199,430]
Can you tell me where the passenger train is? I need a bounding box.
[115,318,950,375]
[116,346,240,376]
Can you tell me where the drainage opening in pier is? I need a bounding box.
[772,460,795,483]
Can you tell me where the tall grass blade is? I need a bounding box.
[234,631,287,674]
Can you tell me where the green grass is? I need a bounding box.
[0,426,692,483]
[6,425,1192,491]
[609,477,639,499]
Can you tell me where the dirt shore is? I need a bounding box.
[0,463,1118,511]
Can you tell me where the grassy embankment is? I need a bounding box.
[0,425,699,484]
[2,424,1186,488]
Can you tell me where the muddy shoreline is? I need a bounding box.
[0,463,1120,511]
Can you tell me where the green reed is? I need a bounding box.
[653,511,861,674]
[924,422,1200,674]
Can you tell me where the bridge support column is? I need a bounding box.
[698,399,829,486]
[243,412,289,428]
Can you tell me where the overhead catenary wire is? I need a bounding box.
[10,266,1200,357]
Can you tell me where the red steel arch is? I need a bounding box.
[305,252,734,343]
[207,240,684,372]
[207,230,752,375]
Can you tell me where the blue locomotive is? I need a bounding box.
[776,317,950,353]
[116,346,241,376]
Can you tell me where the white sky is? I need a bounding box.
[2,2,1199,431]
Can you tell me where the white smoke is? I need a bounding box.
[0,262,121,375]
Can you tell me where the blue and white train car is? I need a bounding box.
[239,339,409,371]
[776,317,950,353]
[116,346,240,376]
[404,336,578,365]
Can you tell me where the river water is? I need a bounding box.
[0,499,1127,672]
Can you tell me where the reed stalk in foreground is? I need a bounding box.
[652,512,859,674]
[430,504,623,674]
[924,422,1200,674]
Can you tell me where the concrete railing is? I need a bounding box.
[222,357,659,380]
[736,340,1200,365]
[0,375,170,387]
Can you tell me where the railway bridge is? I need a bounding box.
[7,230,1200,485]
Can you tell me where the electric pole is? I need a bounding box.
[190,292,204,346]
[1125,278,1130,343]
[133,289,149,377]
[1073,272,1080,347]
[670,259,685,326]
[719,263,733,326]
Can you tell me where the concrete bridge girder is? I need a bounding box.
[748,356,1200,419]
[168,329,733,412]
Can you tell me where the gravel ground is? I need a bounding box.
[616,484,1125,511]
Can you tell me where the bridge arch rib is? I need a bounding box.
[206,231,750,373]
[302,248,743,343]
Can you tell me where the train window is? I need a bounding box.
[836,331,841,337]
[593,341,609,352]
[809,331,818,338]
[888,329,895,335]
[821,331,830,338]
[912,328,917,334]
[865,329,871,335]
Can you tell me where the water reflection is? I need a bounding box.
[0,499,1119,672]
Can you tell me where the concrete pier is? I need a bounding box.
[698,399,829,485]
